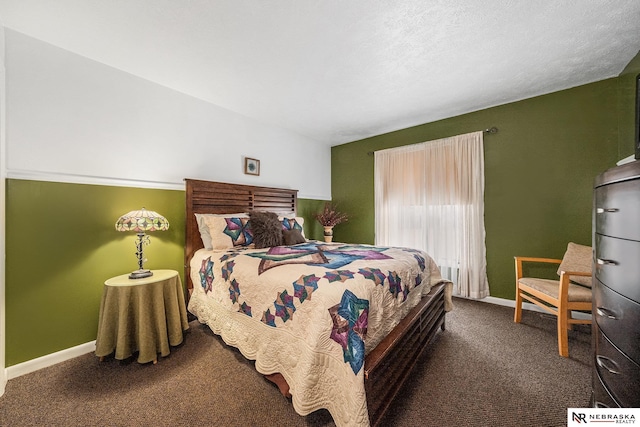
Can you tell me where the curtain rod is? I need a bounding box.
[366,127,498,156]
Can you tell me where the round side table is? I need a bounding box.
[95,269,189,364]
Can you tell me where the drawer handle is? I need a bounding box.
[596,355,621,375]
[596,258,618,266]
[596,208,619,213]
[595,401,611,408]
[596,307,617,320]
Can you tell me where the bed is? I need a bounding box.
[184,179,453,427]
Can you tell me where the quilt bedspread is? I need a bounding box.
[188,241,452,427]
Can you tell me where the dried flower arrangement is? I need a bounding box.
[315,202,349,227]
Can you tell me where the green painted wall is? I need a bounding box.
[331,78,622,300]
[5,178,324,366]
[297,198,327,241]
[5,180,185,366]
[617,50,640,159]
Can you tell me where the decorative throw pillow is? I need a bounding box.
[557,242,592,287]
[249,211,283,249]
[283,229,306,245]
[195,213,248,249]
[280,216,306,238]
[203,215,252,249]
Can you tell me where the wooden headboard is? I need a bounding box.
[184,179,298,295]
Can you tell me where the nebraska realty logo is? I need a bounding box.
[568,408,639,425]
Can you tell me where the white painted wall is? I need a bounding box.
[4,29,331,199]
[0,23,7,396]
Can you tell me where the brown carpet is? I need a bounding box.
[0,297,591,427]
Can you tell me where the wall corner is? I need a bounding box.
[0,22,8,396]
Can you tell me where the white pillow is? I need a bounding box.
[195,213,248,249]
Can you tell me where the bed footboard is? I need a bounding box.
[364,282,446,426]
[263,283,447,426]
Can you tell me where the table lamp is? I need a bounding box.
[115,207,170,279]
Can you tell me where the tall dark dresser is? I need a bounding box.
[592,159,640,408]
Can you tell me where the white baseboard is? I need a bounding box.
[2,295,591,382]
[469,295,592,320]
[0,367,5,397]
[6,340,96,380]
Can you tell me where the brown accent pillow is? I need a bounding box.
[283,229,306,245]
[249,211,283,248]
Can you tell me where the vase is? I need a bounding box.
[323,226,334,243]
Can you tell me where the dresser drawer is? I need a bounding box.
[592,367,620,408]
[595,179,640,241]
[593,280,640,362]
[594,328,640,407]
[594,234,640,304]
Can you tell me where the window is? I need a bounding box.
[374,131,489,298]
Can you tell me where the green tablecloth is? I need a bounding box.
[95,269,189,363]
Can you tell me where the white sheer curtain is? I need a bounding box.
[374,131,489,299]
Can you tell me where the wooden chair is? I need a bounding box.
[514,242,593,357]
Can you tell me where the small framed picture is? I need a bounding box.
[244,157,260,176]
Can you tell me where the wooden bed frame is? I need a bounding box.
[184,178,447,426]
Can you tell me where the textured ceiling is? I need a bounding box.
[1,0,640,146]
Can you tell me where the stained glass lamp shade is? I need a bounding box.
[115,208,170,279]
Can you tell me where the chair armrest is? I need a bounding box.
[514,256,562,281]
[559,270,591,277]
[514,256,562,264]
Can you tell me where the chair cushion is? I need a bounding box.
[518,277,592,302]
[557,242,592,288]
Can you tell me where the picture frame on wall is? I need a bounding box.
[245,157,260,176]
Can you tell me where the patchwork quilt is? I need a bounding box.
[188,241,452,427]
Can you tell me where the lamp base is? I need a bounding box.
[129,269,153,279]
